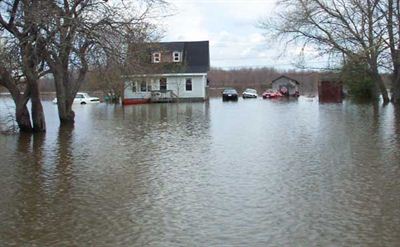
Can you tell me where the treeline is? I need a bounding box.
[2,67,389,98]
[1,67,323,96]
[208,67,325,95]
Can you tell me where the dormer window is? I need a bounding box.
[153,52,161,63]
[172,51,181,62]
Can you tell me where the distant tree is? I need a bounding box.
[208,67,320,95]
[341,56,376,100]
[85,63,124,103]
[84,24,161,103]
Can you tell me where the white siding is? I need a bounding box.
[165,75,206,98]
[124,81,151,99]
[124,74,207,100]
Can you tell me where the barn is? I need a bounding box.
[271,75,300,96]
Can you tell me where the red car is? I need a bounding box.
[262,89,283,99]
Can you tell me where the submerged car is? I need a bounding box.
[52,92,100,104]
[242,88,258,98]
[222,88,238,101]
[262,89,283,99]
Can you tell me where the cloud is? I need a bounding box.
[163,1,210,41]
[162,0,328,69]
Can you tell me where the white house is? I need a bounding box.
[123,41,210,105]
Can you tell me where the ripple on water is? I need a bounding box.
[0,99,399,246]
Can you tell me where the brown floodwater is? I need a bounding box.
[0,97,399,246]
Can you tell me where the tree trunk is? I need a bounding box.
[391,59,400,103]
[1,67,34,132]
[375,76,390,103]
[392,76,400,103]
[15,104,33,132]
[370,64,390,103]
[54,75,76,125]
[57,99,75,124]
[29,81,46,132]
[14,92,33,132]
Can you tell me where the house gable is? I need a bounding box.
[128,41,210,75]
[272,75,300,85]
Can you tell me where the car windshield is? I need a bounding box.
[245,89,256,93]
[223,89,237,94]
[76,93,89,98]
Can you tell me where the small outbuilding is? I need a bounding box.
[271,75,300,96]
[318,80,343,103]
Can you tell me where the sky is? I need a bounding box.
[161,0,325,70]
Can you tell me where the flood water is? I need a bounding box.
[1,97,399,246]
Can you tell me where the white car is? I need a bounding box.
[242,88,258,98]
[52,92,100,104]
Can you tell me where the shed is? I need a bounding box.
[271,75,300,96]
[318,80,343,103]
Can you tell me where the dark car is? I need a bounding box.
[222,88,239,101]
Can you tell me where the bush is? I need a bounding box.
[340,58,376,100]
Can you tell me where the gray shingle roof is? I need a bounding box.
[272,75,300,85]
[129,41,210,74]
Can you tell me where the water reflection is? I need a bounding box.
[0,99,399,246]
[9,133,46,245]
[121,102,209,123]
[53,124,75,206]
[394,106,400,146]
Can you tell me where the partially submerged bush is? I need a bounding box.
[340,58,376,100]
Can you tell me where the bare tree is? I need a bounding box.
[1,0,165,129]
[85,61,125,102]
[0,1,48,132]
[38,0,165,124]
[263,0,390,103]
[0,64,32,131]
[381,0,400,103]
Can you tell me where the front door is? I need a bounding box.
[160,78,167,91]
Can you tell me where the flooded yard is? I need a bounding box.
[1,97,399,246]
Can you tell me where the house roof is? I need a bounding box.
[272,75,300,85]
[129,41,210,74]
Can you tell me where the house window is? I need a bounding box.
[172,51,181,62]
[185,78,192,91]
[132,82,137,92]
[153,52,161,63]
[147,83,152,91]
[160,78,167,90]
[140,81,147,92]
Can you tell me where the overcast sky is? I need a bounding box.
[162,0,321,70]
